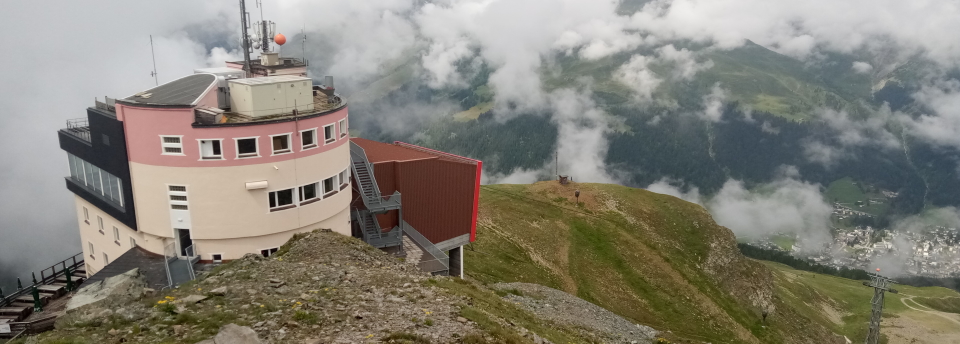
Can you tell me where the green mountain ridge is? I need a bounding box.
[467,182,960,343]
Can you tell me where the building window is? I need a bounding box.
[102,134,110,146]
[271,134,292,155]
[199,139,223,160]
[339,168,350,189]
[169,185,186,192]
[212,254,223,263]
[161,136,184,155]
[97,216,104,234]
[299,182,319,205]
[68,154,124,208]
[171,204,189,210]
[130,237,137,248]
[339,119,347,138]
[236,137,259,158]
[323,176,337,197]
[88,242,95,258]
[113,226,120,243]
[82,207,89,223]
[260,248,278,257]
[323,124,335,144]
[301,128,317,150]
[268,189,295,211]
[103,253,109,265]
[170,195,187,201]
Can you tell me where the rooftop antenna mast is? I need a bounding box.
[238,0,253,75]
[149,35,158,86]
[252,0,275,54]
[862,269,898,344]
[301,24,306,65]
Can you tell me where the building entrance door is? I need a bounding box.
[175,228,194,256]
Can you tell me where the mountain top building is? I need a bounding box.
[55,22,479,288]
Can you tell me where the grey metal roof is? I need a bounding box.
[83,247,169,289]
[120,74,216,107]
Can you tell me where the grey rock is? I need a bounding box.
[181,294,208,304]
[214,324,262,344]
[143,288,156,297]
[67,268,147,311]
[209,287,228,296]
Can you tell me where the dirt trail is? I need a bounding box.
[900,294,960,326]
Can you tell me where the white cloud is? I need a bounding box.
[700,83,727,122]
[903,80,960,149]
[851,61,873,74]
[646,168,834,249]
[615,55,662,102]
[656,44,714,80]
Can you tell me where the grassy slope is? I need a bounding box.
[468,182,960,344]
[767,261,960,343]
[468,182,843,344]
[825,177,890,216]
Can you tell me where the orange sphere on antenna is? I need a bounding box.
[274,33,286,45]
[876,268,881,272]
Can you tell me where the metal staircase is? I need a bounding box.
[350,141,402,248]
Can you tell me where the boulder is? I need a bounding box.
[214,324,262,344]
[181,295,208,304]
[66,269,147,311]
[209,287,228,296]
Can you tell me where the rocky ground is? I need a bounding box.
[11,230,658,344]
[493,283,658,343]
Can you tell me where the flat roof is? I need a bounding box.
[119,74,216,107]
[228,75,311,86]
[352,138,438,163]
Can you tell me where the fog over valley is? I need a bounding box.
[5,0,960,291]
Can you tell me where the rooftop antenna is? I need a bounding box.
[862,268,898,344]
[238,0,253,75]
[301,24,306,65]
[149,35,159,86]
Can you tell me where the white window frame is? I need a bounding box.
[322,175,337,197]
[130,237,137,248]
[160,135,185,156]
[339,119,347,139]
[298,181,321,205]
[268,188,297,212]
[211,253,224,263]
[300,128,318,151]
[82,207,89,224]
[339,168,350,189]
[270,133,293,156]
[197,139,225,160]
[323,124,336,145]
[260,247,279,258]
[88,242,95,259]
[103,253,109,264]
[113,226,120,243]
[97,216,104,234]
[234,136,260,159]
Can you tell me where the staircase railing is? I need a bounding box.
[0,253,84,308]
[403,221,449,272]
[163,243,176,287]
[183,245,197,280]
[349,142,383,203]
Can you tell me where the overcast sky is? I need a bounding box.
[3,0,960,288]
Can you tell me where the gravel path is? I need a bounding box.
[493,282,658,344]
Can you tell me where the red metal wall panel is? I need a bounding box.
[396,158,478,243]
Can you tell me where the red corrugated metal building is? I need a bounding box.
[350,138,481,277]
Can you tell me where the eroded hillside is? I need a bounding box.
[468,182,845,344]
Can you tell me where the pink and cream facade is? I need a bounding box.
[60,64,350,273]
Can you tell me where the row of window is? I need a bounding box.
[84,206,137,265]
[161,119,348,160]
[268,169,350,211]
[68,154,124,208]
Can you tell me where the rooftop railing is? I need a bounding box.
[62,118,91,142]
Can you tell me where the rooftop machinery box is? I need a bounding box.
[228,75,314,118]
